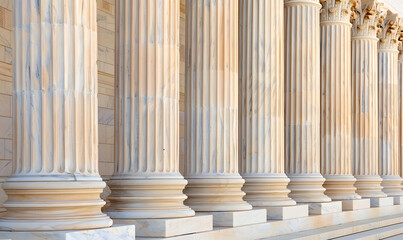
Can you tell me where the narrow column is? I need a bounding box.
[284,0,331,204]
[0,0,112,231]
[399,41,403,181]
[238,0,308,220]
[351,0,388,202]
[319,0,361,201]
[185,0,254,214]
[378,12,403,202]
[106,0,195,220]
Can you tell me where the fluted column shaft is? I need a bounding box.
[0,0,112,231]
[399,48,403,180]
[351,0,387,198]
[378,13,403,197]
[284,0,330,203]
[319,0,360,200]
[185,0,252,212]
[239,0,296,207]
[106,0,195,219]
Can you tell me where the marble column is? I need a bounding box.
[239,0,309,219]
[399,42,403,181]
[284,0,331,203]
[0,0,112,231]
[377,12,403,200]
[185,0,252,212]
[106,0,195,220]
[319,0,361,201]
[351,0,388,199]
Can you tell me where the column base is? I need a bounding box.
[0,177,112,231]
[197,209,267,227]
[323,174,361,200]
[287,174,331,203]
[107,176,195,219]
[184,176,252,212]
[114,215,212,238]
[341,199,370,211]
[0,225,135,240]
[305,201,342,215]
[381,175,403,197]
[242,174,296,207]
[258,205,308,220]
[354,175,387,198]
[393,196,403,205]
[368,197,394,207]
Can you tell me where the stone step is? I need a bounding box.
[333,222,403,240]
[261,214,403,240]
[384,233,403,239]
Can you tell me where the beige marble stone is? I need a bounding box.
[197,209,266,227]
[262,205,309,220]
[319,0,361,201]
[184,0,251,212]
[351,0,388,199]
[284,0,330,203]
[341,199,371,211]
[0,0,112,231]
[238,0,296,209]
[370,196,394,207]
[106,0,195,220]
[378,11,403,198]
[0,225,136,240]
[114,215,212,238]
[307,201,342,215]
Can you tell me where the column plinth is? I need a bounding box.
[284,0,331,203]
[351,0,388,199]
[319,0,361,201]
[184,0,252,212]
[378,12,403,199]
[0,0,112,231]
[239,0,296,209]
[105,0,195,220]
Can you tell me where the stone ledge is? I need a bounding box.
[261,205,308,220]
[0,225,135,240]
[197,209,266,227]
[342,199,370,211]
[135,205,403,240]
[307,201,342,215]
[369,197,394,207]
[114,215,212,238]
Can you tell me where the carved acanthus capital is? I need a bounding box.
[378,11,402,51]
[352,0,386,38]
[398,31,403,59]
[320,0,358,23]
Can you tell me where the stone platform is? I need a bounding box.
[134,204,403,240]
[198,209,267,227]
[0,225,135,240]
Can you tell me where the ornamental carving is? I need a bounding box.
[320,0,359,23]
[352,0,386,37]
[378,11,402,50]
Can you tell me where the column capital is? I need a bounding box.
[352,0,386,38]
[378,11,402,51]
[320,0,358,23]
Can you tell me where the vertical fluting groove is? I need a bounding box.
[239,0,296,208]
[352,38,380,176]
[284,0,330,203]
[0,0,112,231]
[399,50,403,178]
[13,0,98,175]
[184,0,252,212]
[106,0,195,220]
[351,0,387,198]
[377,13,403,197]
[319,0,360,200]
[115,0,180,175]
